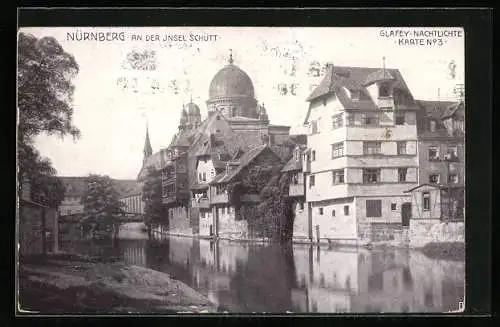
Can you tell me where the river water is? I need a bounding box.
[60,230,465,314]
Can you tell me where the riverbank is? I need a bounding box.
[153,230,464,254]
[18,253,219,314]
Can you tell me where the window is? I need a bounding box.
[344,205,350,215]
[391,203,397,211]
[362,113,380,126]
[446,144,458,161]
[448,174,459,184]
[221,207,226,215]
[395,112,405,125]
[347,113,355,126]
[428,146,440,161]
[351,90,360,101]
[398,168,408,182]
[299,202,304,210]
[310,120,318,134]
[379,83,390,97]
[216,116,221,120]
[312,150,316,161]
[200,211,206,218]
[332,169,345,184]
[309,175,315,187]
[363,168,381,183]
[430,120,437,132]
[429,174,440,184]
[423,192,431,211]
[332,113,343,129]
[397,141,407,155]
[332,210,336,217]
[366,200,382,217]
[363,141,381,155]
[331,142,344,158]
[319,208,324,215]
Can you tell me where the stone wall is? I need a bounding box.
[216,205,248,239]
[409,219,465,248]
[357,222,408,247]
[292,200,309,241]
[168,206,193,236]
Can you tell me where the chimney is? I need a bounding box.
[21,176,31,201]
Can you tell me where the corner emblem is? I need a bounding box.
[384,128,392,139]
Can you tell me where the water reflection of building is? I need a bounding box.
[116,236,464,313]
[290,246,464,313]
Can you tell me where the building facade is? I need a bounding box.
[415,100,465,187]
[299,64,420,244]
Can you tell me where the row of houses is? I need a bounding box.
[138,54,465,246]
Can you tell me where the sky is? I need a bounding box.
[19,27,464,180]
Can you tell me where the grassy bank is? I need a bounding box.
[420,242,465,261]
[18,253,219,314]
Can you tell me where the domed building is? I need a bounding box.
[138,51,297,240]
[206,52,259,119]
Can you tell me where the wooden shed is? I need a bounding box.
[404,183,465,221]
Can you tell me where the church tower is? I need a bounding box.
[143,123,153,164]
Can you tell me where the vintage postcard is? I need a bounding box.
[17,22,466,315]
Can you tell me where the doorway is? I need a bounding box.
[401,202,412,227]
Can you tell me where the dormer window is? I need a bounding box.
[379,83,390,97]
[351,90,360,101]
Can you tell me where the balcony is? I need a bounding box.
[289,183,305,197]
[192,197,210,209]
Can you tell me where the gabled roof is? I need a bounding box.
[137,150,165,181]
[440,101,464,120]
[210,145,281,184]
[114,179,142,197]
[303,65,418,124]
[405,183,465,193]
[417,100,457,120]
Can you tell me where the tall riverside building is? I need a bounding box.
[301,64,420,243]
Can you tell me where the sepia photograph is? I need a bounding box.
[16,20,467,315]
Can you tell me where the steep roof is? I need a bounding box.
[210,145,280,184]
[59,177,142,197]
[304,65,418,123]
[137,150,165,181]
[114,179,142,197]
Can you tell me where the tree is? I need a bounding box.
[227,163,294,243]
[17,32,80,207]
[142,167,167,228]
[17,32,80,144]
[17,142,66,208]
[80,174,125,238]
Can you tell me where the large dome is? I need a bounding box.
[209,63,255,99]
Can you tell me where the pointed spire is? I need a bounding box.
[143,121,153,163]
[228,49,234,64]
